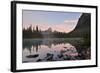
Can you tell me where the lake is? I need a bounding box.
[22,38,90,63]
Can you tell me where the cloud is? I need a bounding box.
[64,19,78,25]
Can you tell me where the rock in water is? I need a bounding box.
[26,54,39,58]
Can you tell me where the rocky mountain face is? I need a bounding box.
[69,13,91,37]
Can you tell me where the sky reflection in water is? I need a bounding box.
[22,38,80,63]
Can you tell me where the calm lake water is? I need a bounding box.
[22,38,90,63]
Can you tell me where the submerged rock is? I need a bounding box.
[26,54,39,58]
[45,53,53,61]
[57,54,63,58]
[37,59,42,62]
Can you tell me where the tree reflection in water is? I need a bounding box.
[22,38,90,63]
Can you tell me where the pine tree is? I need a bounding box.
[36,25,39,32]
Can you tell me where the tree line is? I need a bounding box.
[23,25,69,38]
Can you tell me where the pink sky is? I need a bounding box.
[22,10,82,33]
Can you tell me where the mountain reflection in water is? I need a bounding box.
[22,38,90,63]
